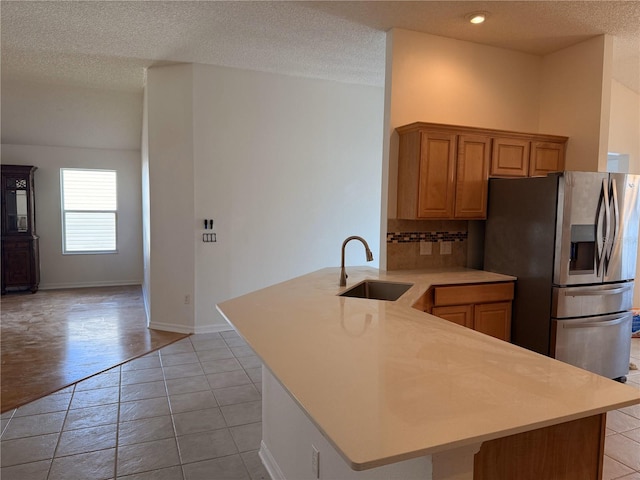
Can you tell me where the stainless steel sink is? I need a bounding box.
[339,280,413,301]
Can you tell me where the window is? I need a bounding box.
[61,168,117,253]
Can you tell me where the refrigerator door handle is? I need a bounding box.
[565,284,633,297]
[559,315,628,329]
[595,179,608,277]
[605,179,619,270]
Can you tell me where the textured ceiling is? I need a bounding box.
[1,1,639,93]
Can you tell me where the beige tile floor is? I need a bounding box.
[1,331,268,480]
[604,337,640,480]
[1,334,639,479]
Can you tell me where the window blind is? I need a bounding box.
[61,169,117,253]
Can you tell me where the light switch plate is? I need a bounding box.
[420,241,432,255]
[440,241,452,255]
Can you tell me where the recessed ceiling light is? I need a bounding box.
[466,12,488,24]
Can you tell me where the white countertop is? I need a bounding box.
[217,267,640,470]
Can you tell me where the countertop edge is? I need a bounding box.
[216,267,640,471]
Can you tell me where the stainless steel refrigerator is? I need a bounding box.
[484,171,640,380]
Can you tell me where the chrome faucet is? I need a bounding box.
[339,236,374,287]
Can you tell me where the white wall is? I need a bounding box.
[539,35,613,172]
[387,29,543,133]
[381,30,640,308]
[1,81,143,289]
[384,28,543,220]
[1,81,141,150]
[1,144,143,288]
[145,65,196,332]
[141,80,151,316]
[609,80,640,174]
[145,63,384,332]
[607,80,640,306]
[382,31,621,266]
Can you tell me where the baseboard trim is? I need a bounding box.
[36,282,233,336]
[39,281,142,290]
[147,321,194,334]
[193,323,235,334]
[147,321,233,335]
[259,440,283,480]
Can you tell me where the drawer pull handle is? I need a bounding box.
[566,285,631,297]
[561,316,628,328]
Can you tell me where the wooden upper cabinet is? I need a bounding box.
[530,141,565,177]
[396,123,568,220]
[491,137,530,177]
[455,135,490,219]
[397,130,456,219]
[490,137,567,178]
[417,132,457,218]
[397,128,487,220]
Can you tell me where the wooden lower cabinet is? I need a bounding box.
[432,304,473,328]
[474,301,511,341]
[474,413,605,480]
[433,301,511,341]
[428,282,514,341]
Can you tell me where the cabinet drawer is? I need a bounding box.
[3,239,31,250]
[434,282,514,306]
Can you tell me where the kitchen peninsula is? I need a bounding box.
[216,267,640,480]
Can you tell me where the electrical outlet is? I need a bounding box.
[440,241,452,255]
[184,294,191,305]
[311,445,320,479]
[419,241,432,255]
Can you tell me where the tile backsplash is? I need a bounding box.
[386,231,467,243]
[386,219,483,270]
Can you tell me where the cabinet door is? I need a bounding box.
[475,414,605,480]
[474,302,512,341]
[491,138,530,177]
[530,141,565,176]
[2,240,32,286]
[417,133,456,218]
[432,304,473,328]
[455,135,490,219]
[3,174,32,235]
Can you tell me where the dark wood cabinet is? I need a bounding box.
[1,165,40,294]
